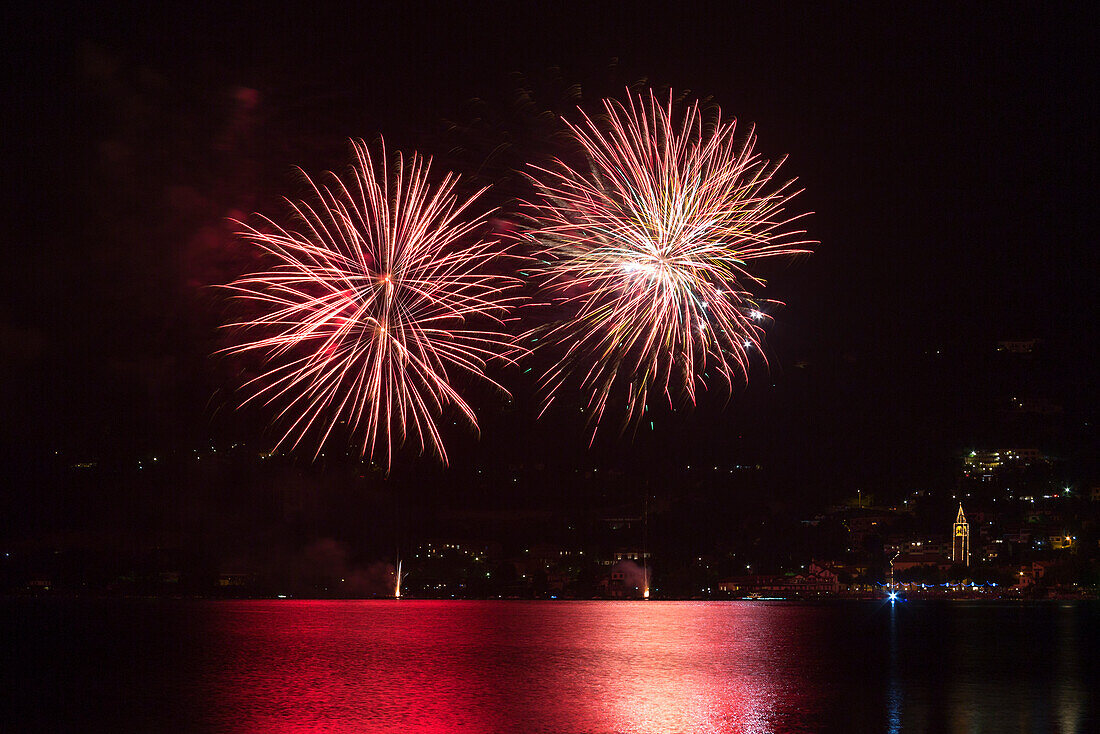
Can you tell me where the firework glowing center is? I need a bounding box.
[223,140,521,469]
[524,90,814,436]
[621,253,678,281]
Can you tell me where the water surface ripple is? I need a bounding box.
[4,599,1097,733]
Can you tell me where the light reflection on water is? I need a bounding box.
[888,602,901,734]
[4,599,1098,733]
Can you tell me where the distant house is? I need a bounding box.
[612,548,651,563]
[822,561,871,580]
[600,561,646,599]
[718,563,839,595]
[891,552,952,573]
[217,572,254,588]
[1013,561,1056,588]
[996,339,1040,354]
[546,572,571,592]
[1050,535,1076,551]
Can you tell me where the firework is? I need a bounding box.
[223,139,521,468]
[523,90,813,435]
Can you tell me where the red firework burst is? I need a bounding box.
[523,90,814,435]
[223,139,522,468]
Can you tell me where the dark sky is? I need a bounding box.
[3,3,1096,500]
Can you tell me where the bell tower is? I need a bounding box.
[952,503,969,566]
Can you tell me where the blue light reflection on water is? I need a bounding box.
[3,599,1097,733]
[888,601,901,734]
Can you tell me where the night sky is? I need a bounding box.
[3,3,1096,506]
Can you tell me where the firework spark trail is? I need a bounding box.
[522,90,814,436]
[223,139,523,469]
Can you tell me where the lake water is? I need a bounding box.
[3,599,1097,732]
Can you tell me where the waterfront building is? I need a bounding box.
[892,551,952,573]
[612,548,651,563]
[718,563,840,595]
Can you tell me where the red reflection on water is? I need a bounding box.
[201,600,820,733]
[205,601,508,733]
[584,603,780,733]
[9,597,1092,732]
